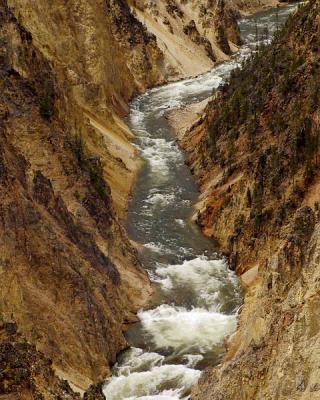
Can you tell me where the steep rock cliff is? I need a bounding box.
[0,322,109,399]
[0,0,305,397]
[179,1,320,398]
[0,0,155,392]
[129,0,242,79]
[129,0,290,79]
[0,322,80,400]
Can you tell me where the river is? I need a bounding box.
[103,4,298,399]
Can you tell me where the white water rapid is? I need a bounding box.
[103,4,298,399]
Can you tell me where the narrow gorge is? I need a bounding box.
[0,1,319,400]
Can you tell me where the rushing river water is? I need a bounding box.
[103,5,298,399]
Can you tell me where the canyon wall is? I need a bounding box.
[129,0,288,80]
[1,0,245,395]
[0,0,161,393]
[0,321,109,399]
[0,0,303,398]
[178,1,320,398]
[1,322,82,400]
[129,0,239,78]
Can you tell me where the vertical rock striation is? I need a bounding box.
[0,0,158,392]
[128,0,290,79]
[0,0,305,396]
[179,1,320,398]
[128,0,243,79]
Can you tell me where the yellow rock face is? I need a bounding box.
[0,0,159,390]
[0,0,296,395]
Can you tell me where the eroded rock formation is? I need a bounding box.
[0,0,305,397]
[128,0,242,78]
[178,1,320,398]
[128,0,288,79]
[0,0,156,392]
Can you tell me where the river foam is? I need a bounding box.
[103,348,200,400]
[154,256,239,310]
[140,137,183,175]
[138,305,237,355]
[104,4,298,399]
[145,192,176,207]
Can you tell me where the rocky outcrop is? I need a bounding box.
[183,19,216,61]
[0,0,305,397]
[128,0,293,80]
[129,0,243,79]
[0,322,108,399]
[0,0,154,393]
[0,323,81,399]
[105,0,165,91]
[178,1,320,398]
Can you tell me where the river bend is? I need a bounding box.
[103,5,298,399]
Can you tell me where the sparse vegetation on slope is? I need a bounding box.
[188,0,320,272]
[180,1,320,399]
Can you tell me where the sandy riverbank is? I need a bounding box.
[166,98,210,141]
